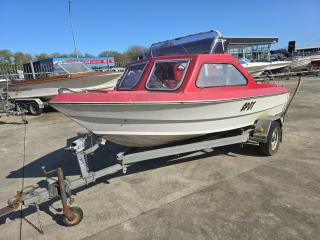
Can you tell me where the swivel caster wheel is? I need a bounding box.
[62,206,83,227]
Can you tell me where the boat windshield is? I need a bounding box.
[145,30,223,58]
[146,60,189,91]
[117,62,148,89]
[53,62,92,76]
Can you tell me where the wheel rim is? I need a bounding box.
[270,129,279,151]
[29,104,37,114]
[64,213,80,224]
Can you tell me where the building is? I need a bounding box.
[223,36,279,61]
[50,57,115,69]
[295,46,320,57]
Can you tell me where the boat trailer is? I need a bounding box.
[0,89,44,121]
[0,91,28,123]
[0,119,279,228]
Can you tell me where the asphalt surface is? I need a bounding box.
[0,76,319,240]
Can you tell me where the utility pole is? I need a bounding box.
[68,0,79,58]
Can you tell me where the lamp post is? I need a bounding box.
[68,0,79,58]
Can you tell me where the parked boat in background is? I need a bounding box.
[6,63,122,100]
[311,55,320,69]
[289,56,312,71]
[239,58,291,77]
[0,78,9,89]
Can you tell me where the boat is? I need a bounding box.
[50,30,289,147]
[263,61,291,72]
[311,54,320,69]
[289,56,311,71]
[6,62,122,101]
[240,60,271,76]
[0,78,9,89]
[239,58,291,76]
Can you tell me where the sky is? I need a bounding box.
[1,0,320,55]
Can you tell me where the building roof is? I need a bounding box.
[223,36,278,47]
[296,46,320,51]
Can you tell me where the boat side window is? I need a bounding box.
[117,62,148,89]
[196,63,247,88]
[146,60,189,91]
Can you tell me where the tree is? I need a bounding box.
[50,52,63,58]
[14,52,33,65]
[84,53,95,58]
[126,45,147,61]
[0,49,14,64]
[68,52,79,58]
[98,50,120,57]
[99,50,127,67]
[34,53,50,61]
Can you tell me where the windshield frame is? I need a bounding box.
[145,59,191,92]
[117,61,148,90]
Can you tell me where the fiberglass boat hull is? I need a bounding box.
[51,92,289,147]
[7,72,122,100]
[242,61,291,76]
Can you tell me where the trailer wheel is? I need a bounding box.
[27,102,42,116]
[62,207,83,227]
[259,121,281,156]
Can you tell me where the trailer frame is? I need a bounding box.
[0,111,287,229]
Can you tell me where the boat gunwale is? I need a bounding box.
[50,91,289,105]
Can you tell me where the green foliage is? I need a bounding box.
[34,53,50,61]
[14,52,33,65]
[84,53,94,57]
[0,44,148,66]
[98,45,147,66]
[126,45,147,61]
[0,49,14,64]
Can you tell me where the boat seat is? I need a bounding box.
[173,64,184,81]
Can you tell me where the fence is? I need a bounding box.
[0,60,129,81]
[0,63,54,81]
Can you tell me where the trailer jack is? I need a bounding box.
[0,167,84,227]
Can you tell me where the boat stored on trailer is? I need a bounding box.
[0,30,301,228]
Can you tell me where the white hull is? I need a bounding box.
[7,73,122,100]
[51,92,289,147]
[241,62,270,76]
[242,61,291,76]
[263,61,291,71]
[0,79,10,89]
[289,57,311,71]
[311,55,320,61]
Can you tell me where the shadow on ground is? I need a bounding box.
[7,134,263,179]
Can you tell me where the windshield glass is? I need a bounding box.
[53,62,92,76]
[146,30,222,58]
[146,60,189,91]
[118,62,148,89]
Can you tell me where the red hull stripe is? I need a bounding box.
[51,87,288,103]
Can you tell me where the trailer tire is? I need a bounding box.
[27,102,42,116]
[259,121,281,156]
[62,207,83,227]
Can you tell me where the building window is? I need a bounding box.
[197,63,247,88]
